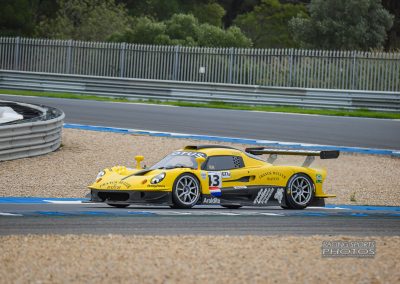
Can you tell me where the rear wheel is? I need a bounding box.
[107,203,129,208]
[284,173,315,209]
[172,173,201,209]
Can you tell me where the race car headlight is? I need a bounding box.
[151,173,166,184]
[96,171,105,180]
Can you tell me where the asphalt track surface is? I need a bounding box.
[1,94,399,150]
[1,94,399,236]
[1,201,399,236]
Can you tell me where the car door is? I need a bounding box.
[204,155,251,196]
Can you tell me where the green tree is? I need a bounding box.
[109,16,168,44]
[198,24,252,47]
[217,0,260,27]
[382,0,400,50]
[117,0,181,20]
[290,0,394,50]
[165,14,199,44]
[35,0,131,41]
[117,0,259,28]
[32,0,59,23]
[110,13,252,48]
[234,0,307,48]
[0,0,35,36]
[192,2,226,27]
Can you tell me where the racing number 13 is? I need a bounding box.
[208,172,222,188]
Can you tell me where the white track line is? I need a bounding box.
[259,213,284,216]
[43,200,83,204]
[308,206,349,210]
[0,212,23,216]
[164,211,192,215]
[216,212,241,216]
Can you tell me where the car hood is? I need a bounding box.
[88,168,169,190]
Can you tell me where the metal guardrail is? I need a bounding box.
[0,100,64,161]
[0,70,399,112]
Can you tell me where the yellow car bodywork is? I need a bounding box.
[88,145,338,209]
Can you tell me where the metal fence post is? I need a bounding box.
[351,51,357,90]
[249,51,253,85]
[119,42,126,78]
[173,45,180,81]
[66,39,73,74]
[288,48,294,87]
[14,37,21,70]
[228,47,234,84]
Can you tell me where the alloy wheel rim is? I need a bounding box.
[176,176,199,205]
[290,176,313,205]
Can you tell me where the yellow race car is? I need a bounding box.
[88,145,339,209]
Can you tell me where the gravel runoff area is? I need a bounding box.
[0,128,399,206]
[0,235,398,283]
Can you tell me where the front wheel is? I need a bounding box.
[284,173,315,209]
[172,173,201,209]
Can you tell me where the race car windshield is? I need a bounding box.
[150,152,205,170]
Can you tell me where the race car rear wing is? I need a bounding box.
[245,147,340,167]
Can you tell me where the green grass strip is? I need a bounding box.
[1,89,399,119]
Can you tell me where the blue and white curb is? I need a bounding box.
[2,197,398,212]
[0,197,84,204]
[63,123,400,157]
[0,197,400,218]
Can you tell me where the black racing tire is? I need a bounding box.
[172,173,201,209]
[107,203,129,208]
[221,205,242,209]
[284,173,315,210]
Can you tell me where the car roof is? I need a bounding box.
[182,145,244,156]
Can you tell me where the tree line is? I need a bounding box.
[0,0,398,51]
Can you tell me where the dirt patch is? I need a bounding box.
[0,235,398,284]
[0,128,399,206]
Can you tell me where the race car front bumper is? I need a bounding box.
[89,189,172,205]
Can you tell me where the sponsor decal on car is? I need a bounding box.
[221,171,231,178]
[209,187,221,197]
[316,174,323,183]
[266,177,280,181]
[274,188,284,204]
[254,187,275,204]
[147,184,166,188]
[234,186,247,189]
[172,151,206,158]
[259,171,287,180]
[203,197,220,204]
[201,171,207,180]
[100,180,131,190]
[208,172,222,197]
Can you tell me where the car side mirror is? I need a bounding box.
[135,155,144,169]
[195,157,206,170]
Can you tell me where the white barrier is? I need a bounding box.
[0,101,64,161]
